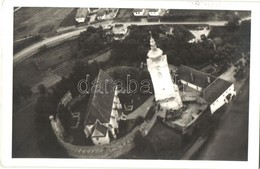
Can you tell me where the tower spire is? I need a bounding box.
[149,31,157,51]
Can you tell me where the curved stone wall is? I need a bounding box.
[50,117,147,158]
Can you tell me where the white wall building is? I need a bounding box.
[147,32,183,111]
[148,9,161,16]
[133,9,145,16]
[75,8,89,23]
[177,65,236,114]
[203,78,236,114]
[96,10,106,20]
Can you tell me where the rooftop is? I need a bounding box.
[133,8,144,13]
[203,78,233,104]
[177,65,217,89]
[76,8,88,18]
[92,120,108,137]
[84,70,116,125]
[96,9,106,17]
[148,9,160,12]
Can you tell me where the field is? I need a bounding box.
[114,9,134,22]
[14,7,75,40]
[32,40,77,71]
[13,39,78,92]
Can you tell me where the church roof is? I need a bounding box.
[92,120,108,137]
[84,70,116,125]
[203,78,233,104]
[177,65,217,89]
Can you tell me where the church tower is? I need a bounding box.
[147,32,182,113]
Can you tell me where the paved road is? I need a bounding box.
[194,77,249,160]
[13,20,218,64]
[14,17,250,64]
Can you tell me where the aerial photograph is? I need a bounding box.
[13,7,251,160]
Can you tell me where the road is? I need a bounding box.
[14,19,251,64]
[14,16,251,64]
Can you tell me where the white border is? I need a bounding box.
[1,0,260,169]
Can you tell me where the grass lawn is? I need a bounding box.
[32,40,77,71]
[114,8,134,22]
[59,8,78,27]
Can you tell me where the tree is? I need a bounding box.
[226,13,240,32]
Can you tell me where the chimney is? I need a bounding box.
[190,72,194,82]
[207,75,211,83]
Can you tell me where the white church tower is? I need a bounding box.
[147,32,182,112]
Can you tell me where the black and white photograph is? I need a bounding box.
[1,0,260,169]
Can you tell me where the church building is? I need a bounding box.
[84,70,126,145]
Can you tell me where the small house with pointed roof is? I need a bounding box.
[177,65,236,114]
[75,8,89,23]
[148,9,161,16]
[96,9,106,20]
[84,70,126,145]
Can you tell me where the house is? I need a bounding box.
[84,70,126,145]
[75,8,89,23]
[133,8,145,16]
[203,78,236,113]
[148,9,161,16]
[176,65,236,114]
[177,65,217,92]
[88,8,100,14]
[112,24,128,40]
[96,9,106,20]
[112,24,128,35]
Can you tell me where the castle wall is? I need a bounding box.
[50,119,147,158]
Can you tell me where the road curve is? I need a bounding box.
[14,17,250,64]
[13,29,87,64]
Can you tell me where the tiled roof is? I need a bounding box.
[177,65,233,104]
[84,70,116,125]
[133,8,144,13]
[203,78,233,104]
[76,8,88,18]
[177,65,217,89]
[148,9,159,12]
[92,120,108,137]
[96,9,106,17]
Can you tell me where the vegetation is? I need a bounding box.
[13,83,32,104]
[209,20,251,75]
[161,10,230,22]
[14,35,43,54]
[59,8,78,27]
[109,25,215,67]
[77,26,108,57]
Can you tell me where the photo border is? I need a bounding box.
[1,0,259,169]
